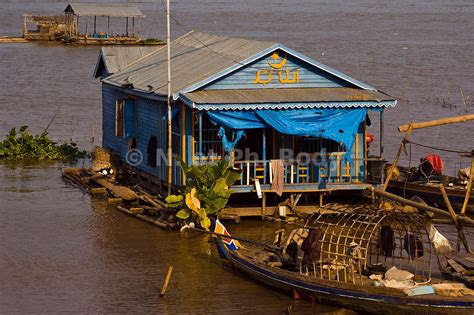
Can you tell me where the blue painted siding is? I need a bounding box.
[102,85,130,163]
[102,84,168,179]
[205,49,352,90]
[135,98,162,177]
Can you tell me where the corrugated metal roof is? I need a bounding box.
[96,46,162,77]
[103,31,276,94]
[65,3,144,17]
[101,31,397,110]
[180,88,397,110]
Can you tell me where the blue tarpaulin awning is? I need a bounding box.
[207,108,368,154]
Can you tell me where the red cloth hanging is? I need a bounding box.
[425,154,443,174]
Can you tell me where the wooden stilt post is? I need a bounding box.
[181,103,186,181]
[262,129,267,182]
[383,122,414,191]
[198,111,203,162]
[380,109,384,158]
[261,192,266,219]
[23,15,27,37]
[132,17,135,37]
[126,17,129,37]
[137,17,140,39]
[85,17,88,37]
[460,155,474,215]
[106,16,110,37]
[93,16,96,34]
[439,184,471,253]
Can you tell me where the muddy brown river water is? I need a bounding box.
[1,1,473,313]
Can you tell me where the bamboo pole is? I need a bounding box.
[116,206,173,229]
[159,265,173,297]
[367,187,474,227]
[383,122,414,190]
[166,0,172,196]
[460,156,474,215]
[439,185,471,253]
[23,15,27,37]
[398,114,474,132]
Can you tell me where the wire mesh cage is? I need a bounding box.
[287,205,433,286]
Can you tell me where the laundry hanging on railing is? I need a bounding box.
[207,108,368,157]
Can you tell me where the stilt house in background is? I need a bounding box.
[64,3,145,42]
[94,31,396,197]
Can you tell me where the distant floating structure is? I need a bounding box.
[18,3,163,46]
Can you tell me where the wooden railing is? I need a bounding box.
[232,154,362,186]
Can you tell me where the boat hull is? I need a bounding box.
[215,239,474,315]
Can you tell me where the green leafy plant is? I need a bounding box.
[166,160,241,230]
[143,38,164,45]
[0,126,87,160]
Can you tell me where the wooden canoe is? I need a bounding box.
[387,167,473,213]
[215,238,474,315]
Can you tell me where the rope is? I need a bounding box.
[407,140,470,154]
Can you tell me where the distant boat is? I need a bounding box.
[386,165,473,213]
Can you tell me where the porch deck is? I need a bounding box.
[227,154,367,193]
[231,182,372,193]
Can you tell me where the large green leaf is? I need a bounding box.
[165,194,183,208]
[176,209,190,220]
[213,178,228,193]
[200,216,211,230]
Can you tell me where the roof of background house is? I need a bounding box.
[93,46,161,78]
[65,3,145,17]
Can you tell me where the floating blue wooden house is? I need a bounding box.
[94,31,396,198]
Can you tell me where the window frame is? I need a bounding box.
[115,99,124,137]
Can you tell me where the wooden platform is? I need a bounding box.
[0,37,28,43]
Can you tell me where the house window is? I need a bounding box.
[115,99,124,137]
[193,112,222,161]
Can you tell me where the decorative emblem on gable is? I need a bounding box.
[253,52,300,85]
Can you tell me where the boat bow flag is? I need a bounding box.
[211,218,241,251]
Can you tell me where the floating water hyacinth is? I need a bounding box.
[0,126,87,160]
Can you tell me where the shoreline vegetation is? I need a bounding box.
[0,126,87,160]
